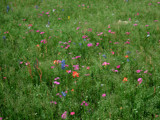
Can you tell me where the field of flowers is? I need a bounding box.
[0,0,160,119]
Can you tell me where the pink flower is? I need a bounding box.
[108,25,110,28]
[102,62,110,66]
[87,43,93,47]
[108,30,111,33]
[137,13,139,16]
[111,51,114,55]
[87,67,90,70]
[126,32,130,35]
[54,101,57,104]
[88,28,92,32]
[145,25,149,27]
[85,103,89,106]
[70,112,75,115]
[157,2,160,4]
[76,27,80,30]
[46,12,49,14]
[133,24,138,26]
[114,70,118,72]
[36,30,40,32]
[0,117,2,120]
[81,101,85,105]
[125,41,130,44]
[117,65,120,68]
[61,111,67,119]
[136,70,142,73]
[102,94,106,97]
[20,61,23,64]
[138,78,142,84]
[40,32,45,34]
[51,66,55,69]
[129,18,131,21]
[144,70,148,73]
[96,43,99,46]
[54,81,60,85]
[82,35,88,39]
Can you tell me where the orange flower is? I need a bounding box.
[37,44,40,47]
[72,71,79,78]
[123,77,128,82]
[125,55,129,58]
[71,89,74,91]
[53,60,59,64]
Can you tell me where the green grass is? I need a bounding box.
[0,0,160,119]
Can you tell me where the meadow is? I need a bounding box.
[0,0,160,119]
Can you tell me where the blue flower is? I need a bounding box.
[84,38,86,41]
[127,59,130,62]
[102,54,106,58]
[61,60,65,70]
[3,36,6,40]
[48,21,50,25]
[62,9,64,11]
[62,91,66,97]
[7,5,9,13]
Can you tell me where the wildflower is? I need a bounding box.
[125,55,129,58]
[51,66,54,69]
[102,94,106,97]
[114,70,118,72]
[96,43,99,46]
[61,91,66,97]
[54,81,60,85]
[40,32,45,34]
[3,36,6,40]
[72,71,79,78]
[138,78,142,84]
[61,60,65,70]
[76,27,80,30]
[127,59,129,62]
[7,5,9,13]
[81,101,86,105]
[54,77,60,80]
[86,67,90,70]
[0,117,2,120]
[68,16,70,19]
[108,30,111,33]
[144,70,148,73]
[70,112,75,115]
[133,24,138,26]
[87,43,93,47]
[46,12,49,14]
[102,54,106,58]
[73,65,79,70]
[82,35,88,39]
[61,111,67,119]
[53,60,60,64]
[53,9,56,12]
[102,62,110,66]
[123,77,128,82]
[117,65,120,68]
[71,89,74,91]
[85,103,89,106]
[136,70,142,73]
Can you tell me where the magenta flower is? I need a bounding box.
[0,117,2,120]
[87,43,93,47]
[70,112,75,115]
[85,103,89,106]
[136,70,142,73]
[61,111,67,119]
[117,65,120,68]
[76,27,80,30]
[40,32,45,34]
[133,24,138,26]
[51,66,55,69]
[46,12,49,14]
[108,30,111,33]
[86,66,90,70]
[96,43,99,46]
[102,94,106,97]
[102,62,110,66]
[144,70,148,73]
[36,30,40,32]
[138,78,142,84]
[54,81,60,85]
[82,35,88,39]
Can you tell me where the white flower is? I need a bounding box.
[46,24,50,27]
[53,9,55,12]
